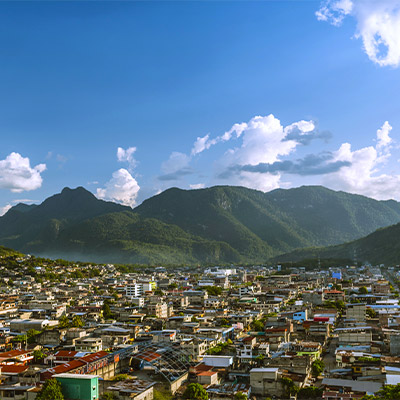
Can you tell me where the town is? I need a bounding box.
[0,254,399,399]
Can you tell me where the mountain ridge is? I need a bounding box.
[1,185,400,264]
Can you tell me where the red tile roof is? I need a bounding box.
[54,351,79,358]
[1,365,29,374]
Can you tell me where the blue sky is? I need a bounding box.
[1,0,400,213]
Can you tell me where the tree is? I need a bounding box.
[234,392,248,400]
[311,359,325,377]
[251,320,265,332]
[36,378,64,400]
[102,300,114,320]
[362,384,400,400]
[72,315,84,328]
[297,386,323,399]
[204,286,222,296]
[367,308,377,318]
[183,383,209,400]
[27,329,41,344]
[359,286,368,294]
[334,300,345,312]
[58,315,70,328]
[33,349,46,362]
[255,354,265,366]
[281,377,298,397]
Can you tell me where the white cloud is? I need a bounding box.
[0,152,46,193]
[316,0,400,67]
[97,147,140,207]
[316,0,353,26]
[117,147,137,170]
[161,152,190,174]
[162,114,323,192]
[190,123,248,156]
[189,183,205,189]
[323,121,400,200]
[216,114,312,191]
[0,204,12,217]
[96,168,140,207]
[376,120,392,150]
[191,134,211,156]
[158,152,194,182]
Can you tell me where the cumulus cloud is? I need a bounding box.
[224,153,350,177]
[158,152,194,181]
[323,121,400,199]
[376,120,392,150]
[117,147,137,170]
[97,146,140,207]
[0,204,12,217]
[159,114,400,201]
[162,114,330,192]
[191,135,212,156]
[0,152,46,193]
[96,168,140,207]
[216,114,322,191]
[316,0,400,67]
[283,121,331,145]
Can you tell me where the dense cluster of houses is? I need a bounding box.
[0,255,400,399]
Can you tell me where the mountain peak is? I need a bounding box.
[60,186,94,196]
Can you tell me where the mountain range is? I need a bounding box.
[1,185,400,265]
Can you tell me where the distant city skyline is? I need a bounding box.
[1,0,400,215]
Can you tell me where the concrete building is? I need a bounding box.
[75,337,103,353]
[250,368,282,397]
[346,303,366,322]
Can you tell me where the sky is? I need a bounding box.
[1,0,400,214]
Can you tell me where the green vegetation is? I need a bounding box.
[311,359,325,377]
[250,319,265,332]
[367,308,377,318]
[101,393,117,400]
[234,392,248,400]
[102,299,114,320]
[276,219,400,266]
[297,386,323,399]
[36,378,64,400]
[362,384,400,400]
[183,383,208,400]
[323,300,345,312]
[0,245,22,257]
[358,356,380,363]
[33,350,46,361]
[204,286,223,296]
[72,315,84,328]
[153,389,174,400]
[359,286,368,294]
[111,374,128,381]
[2,185,400,265]
[206,342,229,355]
[281,377,298,397]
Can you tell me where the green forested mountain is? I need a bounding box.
[135,185,400,251]
[0,245,22,257]
[1,185,400,264]
[273,221,400,266]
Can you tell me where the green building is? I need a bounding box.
[54,373,99,400]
